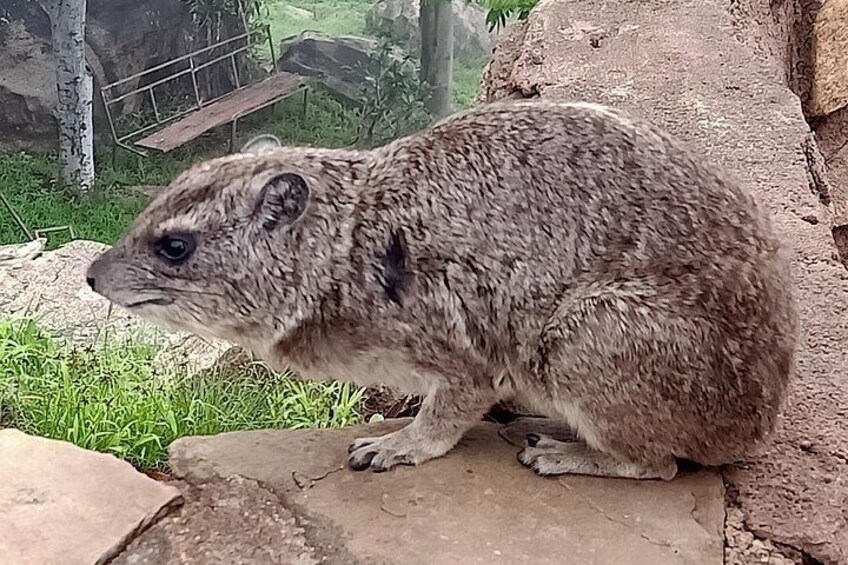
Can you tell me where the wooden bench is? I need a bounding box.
[133,72,306,153]
[100,3,307,156]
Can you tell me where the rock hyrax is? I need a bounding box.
[87,100,799,479]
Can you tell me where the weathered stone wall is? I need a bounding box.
[732,0,848,266]
[809,5,848,267]
[790,0,848,268]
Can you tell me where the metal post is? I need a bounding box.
[230,117,239,153]
[0,191,34,241]
[189,58,203,108]
[149,88,162,123]
[267,22,277,72]
[237,0,250,36]
[230,54,241,89]
[101,89,120,144]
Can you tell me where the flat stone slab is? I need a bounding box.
[0,429,182,565]
[169,419,725,565]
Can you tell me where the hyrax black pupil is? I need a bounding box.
[166,239,185,257]
[154,233,195,264]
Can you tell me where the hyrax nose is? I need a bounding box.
[86,276,97,292]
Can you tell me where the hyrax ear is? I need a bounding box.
[255,173,310,230]
[240,134,282,155]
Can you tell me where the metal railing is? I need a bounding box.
[100,0,277,156]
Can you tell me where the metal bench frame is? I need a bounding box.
[100,0,306,156]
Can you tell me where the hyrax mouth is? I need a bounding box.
[125,296,175,308]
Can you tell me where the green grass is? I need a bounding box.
[0,319,363,471]
[453,57,488,109]
[268,0,369,39]
[0,153,150,247]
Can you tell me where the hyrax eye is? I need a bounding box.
[153,233,196,264]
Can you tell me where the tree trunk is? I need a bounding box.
[419,0,454,118]
[45,0,95,191]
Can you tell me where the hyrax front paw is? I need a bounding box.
[347,428,448,473]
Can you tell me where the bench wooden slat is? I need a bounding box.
[134,72,305,152]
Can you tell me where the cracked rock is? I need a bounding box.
[112,476,322,565]
[724,507,798,565]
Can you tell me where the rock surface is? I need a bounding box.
[482,0,848,562]
[112,476,324,565]
[0,429,182,565]
[809,0,848,117]
[804,0,848,266]
[167,418,726,565]
[364,0,493,60]
[0,239,228,371]
[0,237,45,267]
[818,107,848,262]
[0,18,58,153]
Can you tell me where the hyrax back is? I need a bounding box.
[87,100,798,478]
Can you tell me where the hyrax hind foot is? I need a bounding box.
[348,426,455,472]
[518,434,677,480]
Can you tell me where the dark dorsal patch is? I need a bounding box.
[377,230,410,306]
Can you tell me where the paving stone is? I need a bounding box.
[0,429,182,565]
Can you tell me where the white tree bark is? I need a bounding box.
[420,0,454,118]
[43,0,95,191]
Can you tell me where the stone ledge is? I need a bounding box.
[168,419,725,565]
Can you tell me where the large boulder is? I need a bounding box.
[482,1,848,563]
[277,31,405,106]
[0,19,57,155]
[364,0,493,60]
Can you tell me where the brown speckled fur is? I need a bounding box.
[87,100,799,479]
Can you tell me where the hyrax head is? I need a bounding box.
[87,136,353,342]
